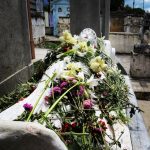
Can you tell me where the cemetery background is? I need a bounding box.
[0,0,150,149]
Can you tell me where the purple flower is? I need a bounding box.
[77,86,84,96]
[23,103,33,111]
[83,99,93,109]
[50,86,62,96]
[60,81,68,88]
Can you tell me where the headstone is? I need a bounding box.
[70,0,110,39]
[70,0,101,36]
[130,44,150,78]
[100,0,110,39]
[0,0,32,96]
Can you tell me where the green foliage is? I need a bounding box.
[110,0,124,11]
[0,82,36,112]
[0,42,61,113]
[124,5,145,15]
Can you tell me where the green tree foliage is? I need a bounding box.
[124,5,145,15]
[110,0,125,11]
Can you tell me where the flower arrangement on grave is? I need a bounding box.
[17,30,141,149]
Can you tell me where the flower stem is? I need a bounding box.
[83,124,87,145]
[60,132,89,136]
[41,82,79,124]
[26,73,56,122]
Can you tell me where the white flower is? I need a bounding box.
[87,89,97,99]
[48,113,62,129]
[73,35,79,40]
[76,51,87,57]
[109,111,117,117]
[64,56,71,63]
[56,53,64,58]
[61,104,71,112]
[76,72,85,81]
[41,103,49,112]
[99,72,106,80]
[93,105,101,117]
[87,75,99,89]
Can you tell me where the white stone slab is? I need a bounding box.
[0,120,67,150]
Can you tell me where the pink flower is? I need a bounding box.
[60,81,68,88]
[99,120,107,131]
[77,86,84,96]
[83,99,93,109]
[50,86,62,96]
[23,103,33,111]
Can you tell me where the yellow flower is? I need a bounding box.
[78,41,88,52]
[59,30,76,44]
[89,56,107,73]
[66,63,81,72]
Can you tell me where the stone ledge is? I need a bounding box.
[124,75,150,150]
[0,62,35,97]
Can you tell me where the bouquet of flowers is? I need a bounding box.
[17,30,140,150]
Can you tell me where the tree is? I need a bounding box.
[110,0,124,11]
[124,5,145,15]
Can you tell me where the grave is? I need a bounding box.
[0,29,150,149]
[130,44,150,78]
[0,0,150,149]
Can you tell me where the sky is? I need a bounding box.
[125,0,150,12]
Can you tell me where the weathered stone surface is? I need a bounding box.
[130,44,150,78]
[109,32,140,53]
[0,121,67,150]
[70,0,101,36]
[0,64,34,97]
[133,44,150,54]
[32,18,45,44]
[125,75,150,150]
[124,16,143,33]
[0,0,32,95]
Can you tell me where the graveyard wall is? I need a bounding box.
[0,0,33,96]
[32,18,45,45]
[124,16,143,33]
[109,32,141,53]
